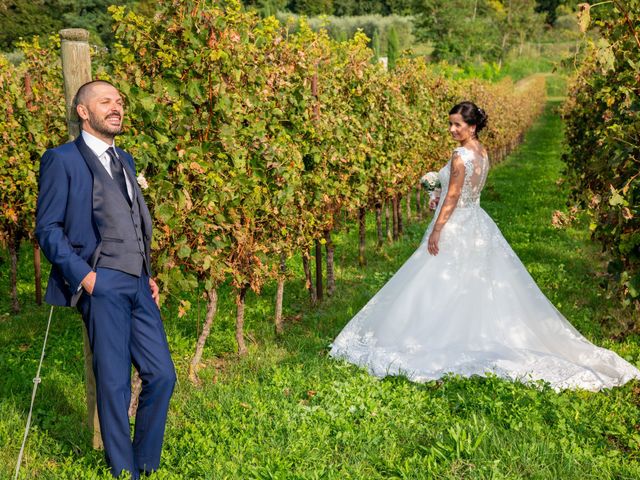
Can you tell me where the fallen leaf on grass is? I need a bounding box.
[551,210,575,228]
[285,313,303,323]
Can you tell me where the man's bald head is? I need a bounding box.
[73,80,118,110]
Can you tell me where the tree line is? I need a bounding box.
[1,1,580,56]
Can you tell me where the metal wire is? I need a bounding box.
[14,305,54,480]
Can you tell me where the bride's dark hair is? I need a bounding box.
[449,101,488,136]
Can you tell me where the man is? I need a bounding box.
[35,80,176,478]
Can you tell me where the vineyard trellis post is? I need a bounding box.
[59,28,102,450]
[24,72,43,306]
[60,29,91,140]
[311,67,324,302]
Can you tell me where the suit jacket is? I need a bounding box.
[35,135,152,306]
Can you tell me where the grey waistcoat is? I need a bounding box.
[77,140,152,277]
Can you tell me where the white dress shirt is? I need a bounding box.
[81,130,133,200]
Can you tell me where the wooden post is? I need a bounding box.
[324,230,335,297]
[33,241,42,305]
[59,28,102,450]
[397,193,404,235]
[60,28,91,141]
[24,74,43,306]
[315,239,323,302]
[358,207,366,266]
[392,195,399,240]
[311,67,323,302]
[375,203,383,247]
[274,254,286,334]
[302,248,317,304]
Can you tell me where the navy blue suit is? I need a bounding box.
[35,136,175,478]
[35,139,102,305]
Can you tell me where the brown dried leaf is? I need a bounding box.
[577,3,591,33]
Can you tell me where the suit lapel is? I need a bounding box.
[74,135,104,179]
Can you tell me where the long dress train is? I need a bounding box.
[329,147,640,391]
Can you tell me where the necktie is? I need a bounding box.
[106,147,131,205]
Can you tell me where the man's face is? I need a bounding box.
[77,83,124,141]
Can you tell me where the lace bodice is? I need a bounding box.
[438,146,489,208]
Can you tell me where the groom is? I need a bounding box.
[35,80,176,478]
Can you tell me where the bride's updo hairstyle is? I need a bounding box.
[449,101,488,137]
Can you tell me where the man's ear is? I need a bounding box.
[76,104,88,120]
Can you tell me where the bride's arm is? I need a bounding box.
[427,153,465,255]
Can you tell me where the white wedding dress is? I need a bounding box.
[330,146,640,391]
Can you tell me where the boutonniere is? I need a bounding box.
[136,173,149,190]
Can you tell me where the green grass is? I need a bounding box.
[2,102,639,479]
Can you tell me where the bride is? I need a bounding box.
[330,101,640,392]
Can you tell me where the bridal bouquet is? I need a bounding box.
[420,171,441,209]
[420,171,440,192]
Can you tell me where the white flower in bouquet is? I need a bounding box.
[137,173,149,190]
[420,171,440,192]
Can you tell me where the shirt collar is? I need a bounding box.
[81,130,115,158]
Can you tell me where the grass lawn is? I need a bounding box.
[1,100,639,479]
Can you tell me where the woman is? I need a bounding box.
[329,101,640,391]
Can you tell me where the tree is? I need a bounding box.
[0,0,146,51]
[493,0,545,60]
[535,0,561,24]
[371,28,381,60]
[243,0,288,16]
[61,0,119,46]
[0,0,64,50]
[387,25,399,69]
[287,0,333,15]
[413,0,544,65]
[332,0,389,15]
[413,0,501,63]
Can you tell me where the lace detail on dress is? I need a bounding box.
[449,146,489,208]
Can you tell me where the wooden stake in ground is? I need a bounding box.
[397,193,404,235]
[385,200,392,242]
[358,207,367,266]
[24,74,42,306]
[189,288,218,384]
[33,241,42,305]
[392,195,399,240]
[59,28,103,450]
[128,371,142,417]
[235,285,248,356]
[315,239,323,302]
[324,230,335,296]
[60,29,91,140]
[375,203,384,247]
[302,248,317,304]
[274,254,286,335]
